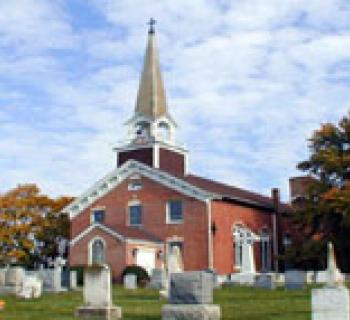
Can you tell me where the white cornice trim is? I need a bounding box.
[70,223,125,246]
[70,223,163,247]
[125,238,164,246]
[63,160,217,219]
[113,140,188,154]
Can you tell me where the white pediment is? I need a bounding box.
[64,160,216,219]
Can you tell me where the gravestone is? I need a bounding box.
[123,274,137,290]
[312,287,349,320]
[17,276,43,299]
[2,267,25,294]
[241,242,256,274]
[0,269,6,287]
[285,270,306,290]
[39,268,62,292]
[255,274,276,290]
[70,270,78,290]
[312,242,350,320]
[169,272,213,304]
[76,265,122,320]
[168,246,183,274]
[162,271,221,319]
[150,268,167,290]
[5,267,24,287]
[315,271,328,284]
[160,246,183,299]
[306,271,315,284]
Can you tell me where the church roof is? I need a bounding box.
[184,174,291,212]
[134,22,168,119]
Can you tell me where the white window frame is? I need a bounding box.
[128,181,143,191]
[233,225,259,270]
[260,229,271,272]
[128,201,142,226]
[166,200,184,224]
[90,207,106,224]
[88,236,106,265]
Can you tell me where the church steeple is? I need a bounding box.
[115,20,188,176]
[126,19,176,145]
[135,18,168,120]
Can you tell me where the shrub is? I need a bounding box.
[121,265,150,287]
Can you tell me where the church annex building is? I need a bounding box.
[64,23,294,281]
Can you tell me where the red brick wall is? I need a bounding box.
[118,148,153,167]
[69,228,126,281]
[70,176,209,275]
[159,148,185,176]
[211,200,274,275]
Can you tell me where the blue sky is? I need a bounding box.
[1,0,350,201]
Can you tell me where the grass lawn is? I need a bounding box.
[0,285,314,320]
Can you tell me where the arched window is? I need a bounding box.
[135,121,150,139]
[157,121,170,141]
[260,228,270,272]
[233,225,257,269]
[91,239,105,265]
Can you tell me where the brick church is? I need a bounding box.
[65,23,295,280]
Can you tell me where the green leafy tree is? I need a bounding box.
[286,113,350,271]
[0,184,73,266]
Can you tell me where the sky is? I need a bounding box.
[1,0,350,201]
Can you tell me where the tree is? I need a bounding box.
[0,184,73,266]
[286,112,350,271]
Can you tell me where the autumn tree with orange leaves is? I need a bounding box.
[286,112,350,271]
[0,184,73,266]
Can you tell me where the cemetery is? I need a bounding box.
[0,242,348,319]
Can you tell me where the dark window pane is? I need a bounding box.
[92,239,105,264]
[93,210,105,223]
[169,200,183,221]
[129,205,142,225]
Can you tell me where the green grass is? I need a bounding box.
[0,285,314,320]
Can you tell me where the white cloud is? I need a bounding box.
[1,0,350,202]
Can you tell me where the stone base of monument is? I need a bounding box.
[0,286,21,295]
[76,306,122,320]
[312,286,349,320]
[229,273,256,286]
[162,304,221,320]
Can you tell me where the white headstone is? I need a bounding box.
[76,265,122,319]
[312,286,349,320]
[326,242,344,287]
[312,242,350,320]
[83,265,111,308]
[241,242,256,274]
[17,276,43,299]
[5,267,24,287]
[160,246,183,299]
[123,274,137,290]
[167,246,183,274]
[0,269,6,286]
[70,270,78,290]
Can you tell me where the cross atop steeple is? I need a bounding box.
[147,18,156,34]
